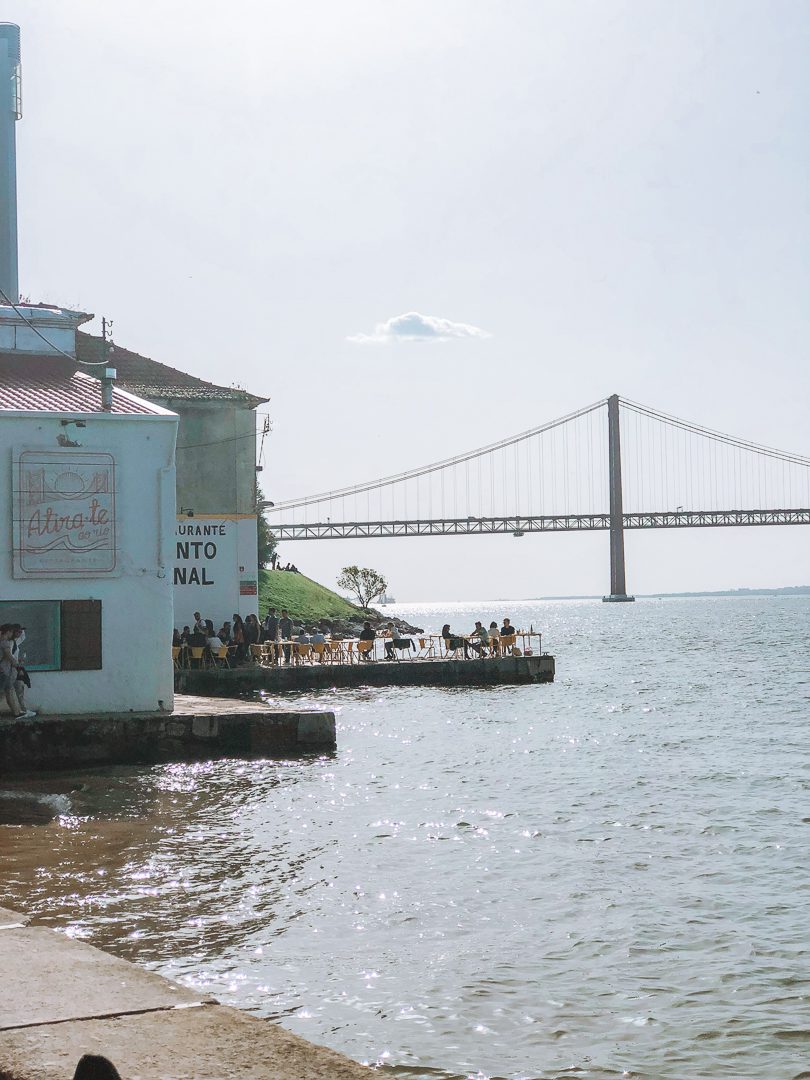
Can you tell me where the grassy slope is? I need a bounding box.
[257,569,363,622]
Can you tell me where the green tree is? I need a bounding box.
[336,565,388,610]
[256,485,277,569]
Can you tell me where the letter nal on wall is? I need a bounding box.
[13,450,117,577]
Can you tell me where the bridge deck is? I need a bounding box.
[270,508,810,540]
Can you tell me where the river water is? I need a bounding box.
[1,597,809,1080]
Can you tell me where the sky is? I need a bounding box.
[12,0,810,600]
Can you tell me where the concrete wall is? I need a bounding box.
[0,408,178,714]
[154,399,261,628]
[163,400,257,515]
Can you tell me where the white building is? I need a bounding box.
[76,331,268,630]
[0,305,178,715]
[0,23,180,715]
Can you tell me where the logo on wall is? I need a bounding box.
[13,450,117,577]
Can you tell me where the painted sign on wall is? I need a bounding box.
[174,515,258,625]
[13,449,117,577]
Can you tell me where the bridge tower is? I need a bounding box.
[603,394,635,602]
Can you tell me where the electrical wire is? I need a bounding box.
[0,287,112,366]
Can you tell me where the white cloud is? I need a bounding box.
[348,311,491,344]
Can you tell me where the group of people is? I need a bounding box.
[0,623,35,719]
[268,554,300,573]
[440,617,517,659]
[171,610,524,668]
[173,608,331,665]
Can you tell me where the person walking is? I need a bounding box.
[0,625,34,719]
[11,623,33,714]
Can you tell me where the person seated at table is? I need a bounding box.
[468,620,489,657]
[500,617,514,637]
[384,621,398,659]
[218,621,232,644]
[357,621,376,660]
[297,626,310,644]
[310,626,326,645]
[441,624,469,658]
[172,628,181,647]
[204,619,224,653]
[488,621,501,654]
[179,625,191,645]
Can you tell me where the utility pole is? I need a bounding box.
[100,317,117,412]
[603,394,635,602]
[0,24,22,304]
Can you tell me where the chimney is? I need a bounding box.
[0,23,21,305]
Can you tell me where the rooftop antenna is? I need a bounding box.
[0,23,22,304]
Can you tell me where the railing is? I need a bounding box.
[268,508,810,540]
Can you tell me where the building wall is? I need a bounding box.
[164,400,257,516]
[154,399,261,628]
[174,513,259,629]
[0,409,178,714]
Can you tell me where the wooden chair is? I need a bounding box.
[171,646,182,669]
[249,643,264,664]
[188,646,205,669]
[311,643,326,664]
[415,637,433,659]
[357,638,375,661]
[213,645,231,668]
[294,643,311,665]
[442,636,463,659]
[500,634,517,655]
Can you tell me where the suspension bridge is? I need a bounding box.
[267,395,810,601]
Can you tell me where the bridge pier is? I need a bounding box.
[603,394,635,603]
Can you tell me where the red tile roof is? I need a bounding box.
[0,363,170,415]
[77,332,268,408]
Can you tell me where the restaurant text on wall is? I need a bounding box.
[13,450,117,577]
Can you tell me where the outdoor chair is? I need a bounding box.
[357,639,375,661]
[388,638,415,661]
[500,634,517,655]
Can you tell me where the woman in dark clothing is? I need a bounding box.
[441,623,469,658]
[244,614,260,648]
[232,614,246,662]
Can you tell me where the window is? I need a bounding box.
[0,600,102,671]
[61,600,102,671]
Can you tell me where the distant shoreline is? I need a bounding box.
[392,586,810,604]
